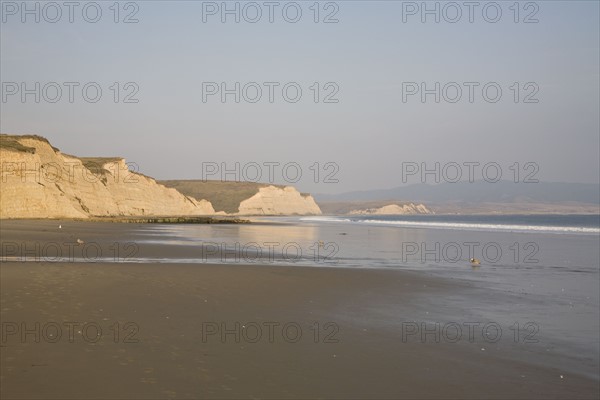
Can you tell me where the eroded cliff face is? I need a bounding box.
[0,135,215,219]
[237,186,322,215]
[1,135,323,219]
[348,203,431,215]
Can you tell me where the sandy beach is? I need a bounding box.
[1,220,598,399]
[4,0,599,397]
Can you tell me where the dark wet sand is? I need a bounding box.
[1,220,599,399]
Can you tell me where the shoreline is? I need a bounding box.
[1,220,598,398]
[0,216,250,224]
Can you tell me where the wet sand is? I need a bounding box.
[1,220,599,399]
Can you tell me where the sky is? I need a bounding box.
[1,0,599,194]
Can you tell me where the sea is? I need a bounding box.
[137,213,600,379]
[5,214,596,378]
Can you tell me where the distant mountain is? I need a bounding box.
[315,181,600,205]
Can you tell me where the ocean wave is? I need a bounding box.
[299,216,600,234]
[300,216,353,223]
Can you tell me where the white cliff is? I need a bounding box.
[237,186,322,215]
[0,135,214,219]
[348,203,432,215]
[1,135,323,219]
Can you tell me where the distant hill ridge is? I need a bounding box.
[316,181,600,205]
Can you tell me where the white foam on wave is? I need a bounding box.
[300,216,353,223]
[359,219,599,233]
[300,216,599,234]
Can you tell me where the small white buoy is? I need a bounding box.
[59,225,62,229]
[560,375,564,379]
[76,239,84,244]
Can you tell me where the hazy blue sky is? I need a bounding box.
[1,1,599,193]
